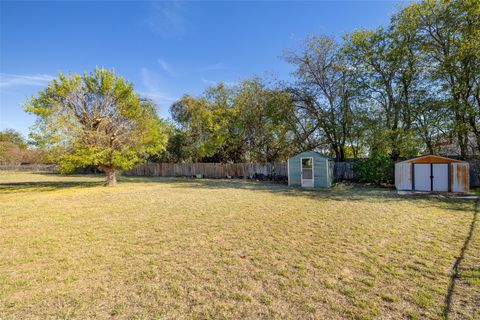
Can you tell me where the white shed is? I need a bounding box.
[395,155,469,193]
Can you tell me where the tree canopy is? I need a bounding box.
[0,129,27,164]
[165,0,478,163]
[25,68,167,185]
[168,79,296,163]
[20,0,480,173]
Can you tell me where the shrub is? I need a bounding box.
[354,154,393,184]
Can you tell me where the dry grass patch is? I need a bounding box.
[0,172,478,319]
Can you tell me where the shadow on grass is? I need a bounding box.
[1,174,475,212]
[0,180,103,193]
[443,198,479,319]
[119,175,472,211]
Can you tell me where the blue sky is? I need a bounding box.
[0,1,402,136]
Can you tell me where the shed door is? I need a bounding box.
[414,164,431,191]
[301,158,314,187]
[432,163,449,192]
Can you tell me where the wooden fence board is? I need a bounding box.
[469,160,480,187]
[90,160,480,187]
[2,160,477,187]
[123,162,288,179]
[333,162,355,181]
[0,164,59,173]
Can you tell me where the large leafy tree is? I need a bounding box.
[343,25,422,161]
[170,84,240,162]
[25,68,167,186]
[170,80,295,163]
[285,35,357,161]
[404,0,480,158]
[235,79,295,162]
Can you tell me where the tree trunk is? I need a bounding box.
[352,144,358,159]
[426,140,434,155]
[390,149,400,162]
[458,130,468,160]
[469,116,480,156]
[475,133,480,158]
[339,146,346,162]
[100,166,117,186]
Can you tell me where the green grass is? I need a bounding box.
[0,172,478,319]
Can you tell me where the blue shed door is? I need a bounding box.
[301,158,314,187]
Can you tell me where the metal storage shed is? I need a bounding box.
[395,155,469,193]
[288,151,334,188]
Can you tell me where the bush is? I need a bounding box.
[354,154,393,184]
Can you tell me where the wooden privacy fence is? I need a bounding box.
[469,160,480,187]
[124,161,480,187]
[123,162,288,179]
[0,163,59,173]
[334,160,480,186]
[333,162,356,181]
[124,162,355,180]
[2,160,477,187]
[124,162,357,181]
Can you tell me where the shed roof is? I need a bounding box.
[290,150,330,160]
[396,154,465,164]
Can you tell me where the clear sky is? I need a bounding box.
[0,1,402,136]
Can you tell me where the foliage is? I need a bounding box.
[0,129,27,164]
[0,129,27,148]
[20,0,480,172]
[24,68,167,185]
[342,22,423,161]
[235,79,295,162]
[0,129,45,164]
[398,0,480,158]
[354,154,394,184]
[169,79,296,163]
[284,35,358,161]
[170,84,238,162]
[282,0,478,161]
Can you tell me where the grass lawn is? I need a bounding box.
[0,172,478,319]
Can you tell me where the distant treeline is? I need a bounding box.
[1,0,478,184]
[157,0,478,163]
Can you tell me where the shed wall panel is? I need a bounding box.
[313,157,328,188]
[395,162,412,190]
[452,163,470,193]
